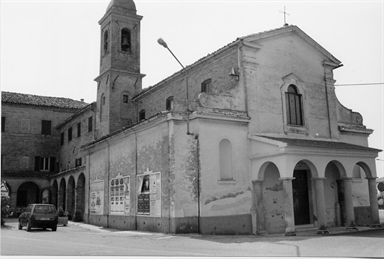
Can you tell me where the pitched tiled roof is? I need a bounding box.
[259,136,381,152]
[2,91,88,110]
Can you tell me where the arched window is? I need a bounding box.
[123,94,129,104]
[201,79,212,93]
[219,139,233,180]
[121,28,131,52]
[100,94,105,122]
[103,30,109,54]
[139,109,145,121]
[166,96,174,110]
[285,85,303,126]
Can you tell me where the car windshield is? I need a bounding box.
[33,205,56,213]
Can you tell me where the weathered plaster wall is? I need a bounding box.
[245,33,335,138]
[197,118,251,234]
[263,163,285,234]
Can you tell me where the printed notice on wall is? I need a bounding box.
[137,170,161,217]
[90,179,104,214]
[110,174,130,215]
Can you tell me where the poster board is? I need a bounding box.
[137,170,161,217]
[90,179,104,214]
[110,174,130,215]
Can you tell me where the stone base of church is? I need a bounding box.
[199,214,252,235]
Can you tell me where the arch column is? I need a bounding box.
[251,180,267,235]
[341,177,355,228]
[366,177,380,225]
[280,177,296,236]
[313,177,328,233]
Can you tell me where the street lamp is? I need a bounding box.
[157,38,193,136]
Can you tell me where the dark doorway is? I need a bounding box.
[292,170,311,225]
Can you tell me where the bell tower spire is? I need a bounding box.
[94,0,145,139]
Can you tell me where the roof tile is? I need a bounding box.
[2,91,88,109]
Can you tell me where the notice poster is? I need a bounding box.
[137,171,161,217]
[110,175,130,215]
[90,179,104,214]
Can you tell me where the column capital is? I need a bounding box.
[313,177,326,180]
[279,177,295,181]
[340,177,353,181]
[252,179,264,184]
[365,176,378,181]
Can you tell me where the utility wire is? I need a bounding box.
[335,83,384,86]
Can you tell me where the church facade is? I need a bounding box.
[2,0,381,235]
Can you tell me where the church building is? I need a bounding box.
[2,0,381,235]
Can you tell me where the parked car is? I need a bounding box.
[18,204,58,231]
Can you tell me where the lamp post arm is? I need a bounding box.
[165,47,185,70]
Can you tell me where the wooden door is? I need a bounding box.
[292,170,311,225]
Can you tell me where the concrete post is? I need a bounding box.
[280,177,296,236]
[342,178,355,228]
[252,180,267,235]
[366,177,380,225]
[313,177,328,233]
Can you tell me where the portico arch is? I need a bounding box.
[51,180,58,208]
[67,176,76,219]
[58,178,66,211]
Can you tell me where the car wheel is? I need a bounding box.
[52,226,57,231]
[43,227,46,230]
[26,221,31,232]
[18,222,22,230]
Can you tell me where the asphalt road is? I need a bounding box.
[1,219,383,258]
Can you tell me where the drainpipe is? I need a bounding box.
[195,134,201,234]
[106,139,111,228]
[130,127,138,231]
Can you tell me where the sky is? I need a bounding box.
[1,0,383,177]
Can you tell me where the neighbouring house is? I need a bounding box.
[1,0,381,235]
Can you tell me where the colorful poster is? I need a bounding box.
[137,170,161,217]
[90,179,104,214]
[110,174,130,215]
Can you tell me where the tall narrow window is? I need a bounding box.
[139,109,145,121]
[121,28,131,52]
[285,85,303,126]
[166,96,174,110]
[68,127,73,142]
[123,94,129,104]
[88,116,93,132]
[1,117,5,132]
[103,30,109,54]
[77,122,81,138]
[41,120,51,135]
[219,139,233,180]
[201,79,212,93]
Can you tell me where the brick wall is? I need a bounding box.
[135,46,239,119]
[1,103,77,172]
[58,106,95,172]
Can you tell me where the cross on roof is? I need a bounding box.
[279,6,290,26]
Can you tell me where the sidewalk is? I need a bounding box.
[4,217,383,237]
[68,220,384,237]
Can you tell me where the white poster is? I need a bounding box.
[110,174,130,215]
[90,179,104,214]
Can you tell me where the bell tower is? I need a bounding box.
[94,0,145,139]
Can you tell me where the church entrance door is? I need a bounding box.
[292,170,311,225]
